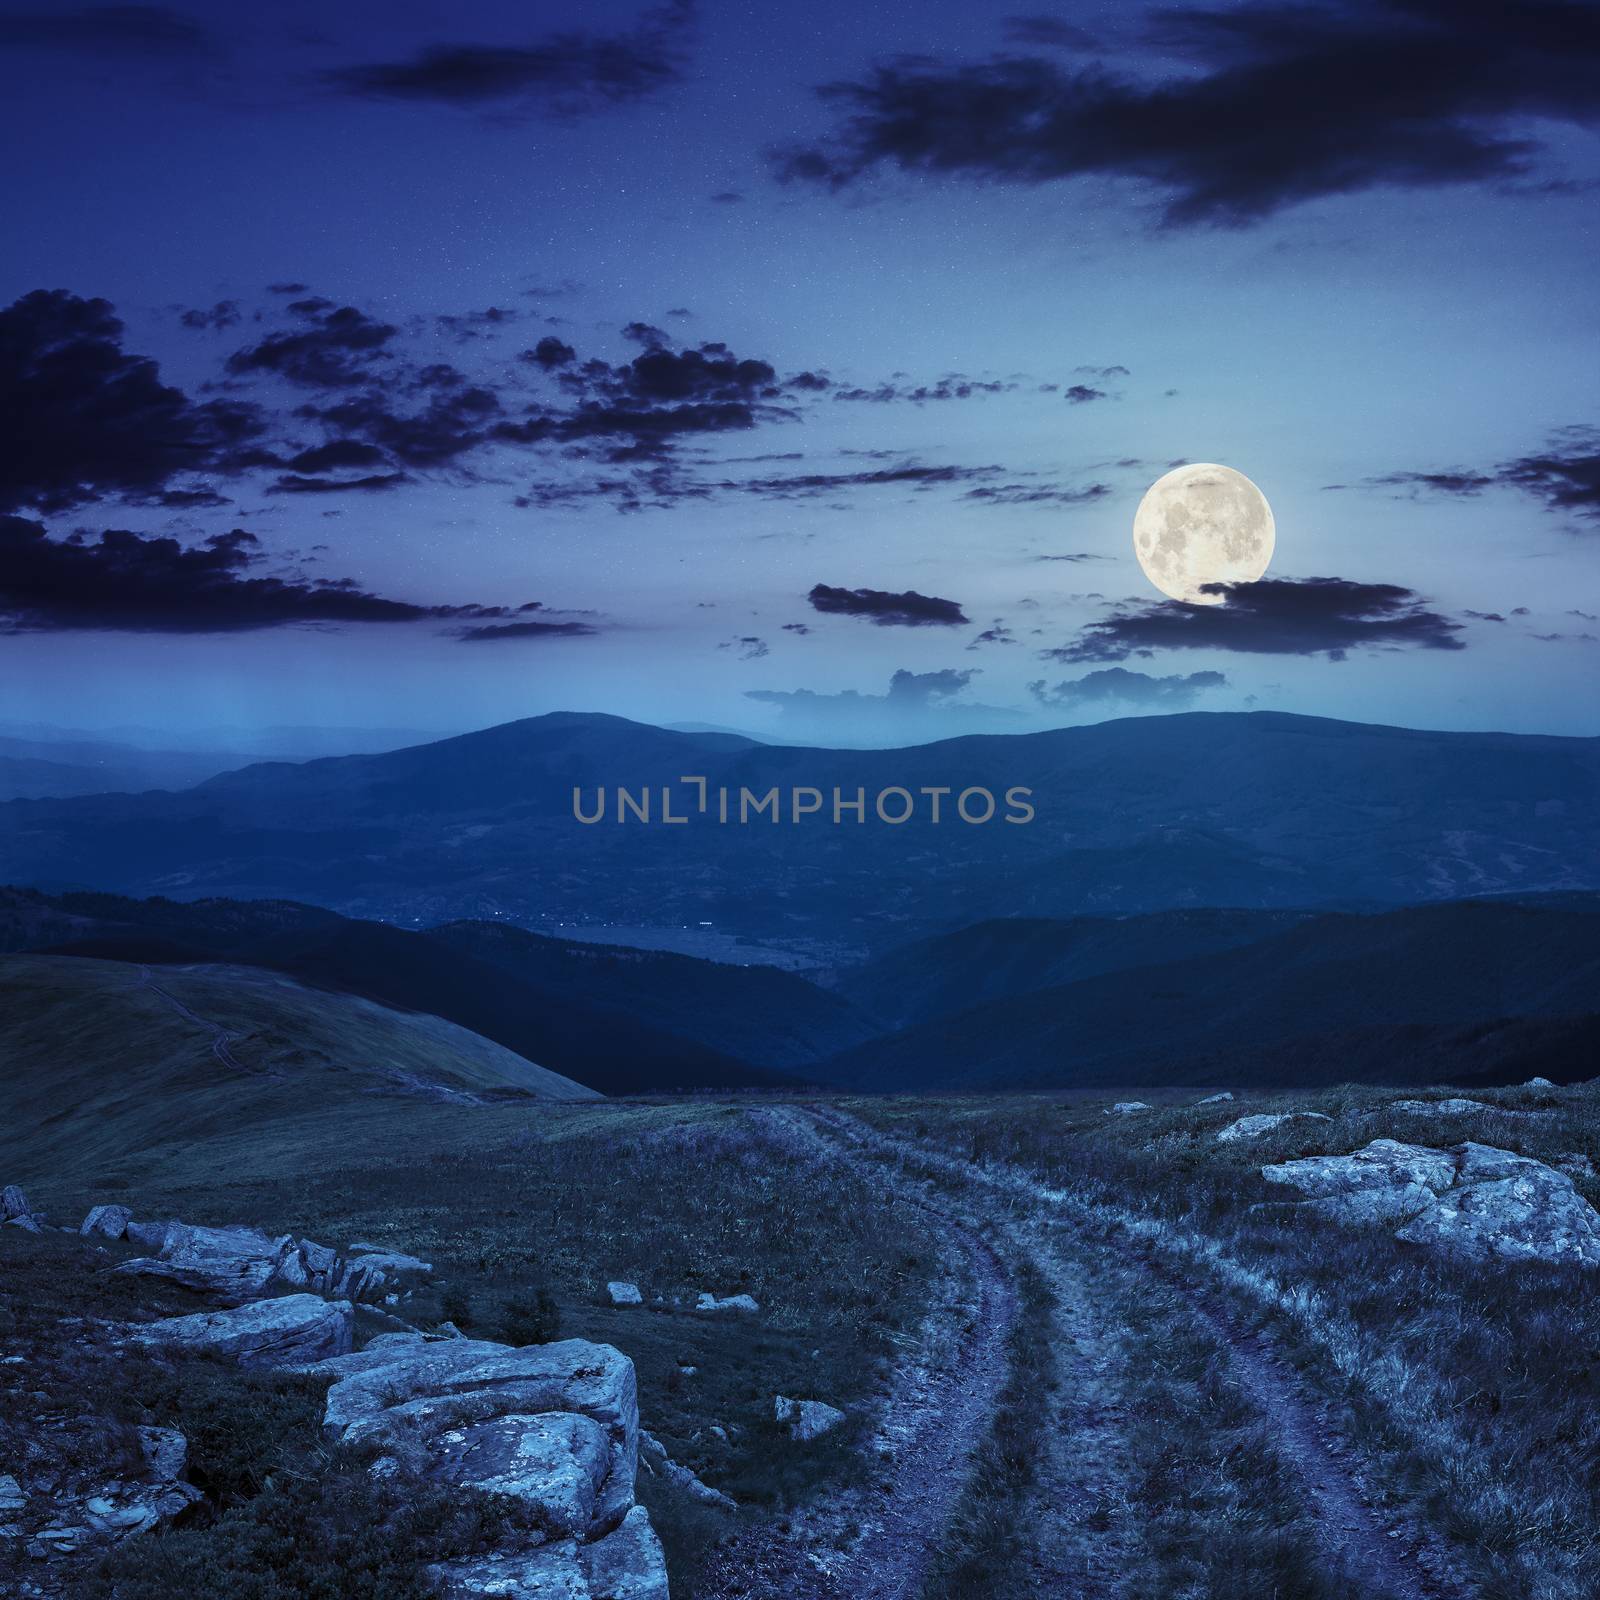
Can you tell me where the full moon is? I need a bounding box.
[1132,463,1275,605]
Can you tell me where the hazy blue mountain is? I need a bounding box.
[820,899,1600,1091]
[0,711,1595,956]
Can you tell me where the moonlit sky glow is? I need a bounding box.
[2,0,1597,745]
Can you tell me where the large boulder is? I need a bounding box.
[1262,1140,1600,1267]
[132,1294,354,1367]
[304,1333,664,1598]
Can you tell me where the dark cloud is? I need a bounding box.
[748,667,1023,740]
[0,516,504,634]
[178,299,242,331]
[1062,384,1105,403]
[1371,428,1600,526]
[265,472,408,495]
[833,374,1014,403]
[1035,550,1113,562]
[226,303,399,388]
[435,307,519,340]
[1047,576,1467,662]
[266,281,310,295]
[1028,666,1230,709]
[298,382,500,467]
[774,1,1600,226]
[808,582,969,627]
[0,5,209,55]
[969,623,1018,648]
[622,320,669,348]
[781,621,812,635]
[719,635,770,660]
[962,480,1109,506]
[286,439,390,474]
[525,336,576,368]
[325,1,693,117]
[457,616,600,642]
[0,289,262,514]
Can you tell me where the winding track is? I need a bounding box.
[795,1105,1454,1600]
[138,964,255,1074]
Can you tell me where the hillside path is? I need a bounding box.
[799,1105,1454,1600]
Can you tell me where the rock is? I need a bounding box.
[132,1294,354,1368]
[774,1395,846,1441]
[0,1474,24,1514]
[1106,1102,1150,1115]
[1392,1099,1492,1116]
[1,1185,32,1221]
[431,1505,667,1600]
[306,1335,644,1533]
[116,1219,418,1306]
[582,1504,670,1598]
[1555,1152,1596,1180]
[4,1214,42,1233]
[695,1292,758,1314]
[640,1430,736,1509]
[305,1333,665,1596]
[1525,1077,1558,1088]
[81,1204,134,1240]
[344,1247,433,1279]
[1261,1138,1456,1224]
[1217,1112,1333,1143]
[1197,1092,1234,1105]
[137,1425,189,1483]
[1263,1140,1600,1267]
[607,1281,643,1307]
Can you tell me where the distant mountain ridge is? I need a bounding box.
[0,709,1595,954]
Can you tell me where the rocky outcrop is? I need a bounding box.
[607,1281,643,1306]
[24,1425,202,1560]
[302,1332,666,1599]
[1261,1139,1600,1267]
[774,1395,845,1441]
[131,1294,355,1368]
[695,1292,758,1314]
[1217,1112,1332,1143]
[115,1220,429,1306]
[3,1184,41,1232]
[1197,1092,1234,1105]
[641,1430,736,1509]
[80,1203,133,1239]
[1106,1102,1150,1116]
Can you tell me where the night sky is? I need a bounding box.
[2,0,1597,743]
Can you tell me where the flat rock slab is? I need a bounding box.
[1217,1112,1333,1143]
[132,1294,354,1367]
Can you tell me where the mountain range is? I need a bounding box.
[0,710,1596,958]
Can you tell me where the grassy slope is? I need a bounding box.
[0,953,595,1177]
[2,1077,937,1599]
